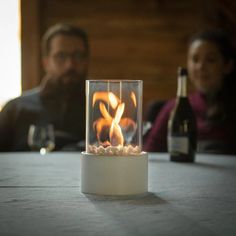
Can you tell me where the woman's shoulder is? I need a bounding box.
[159,98,175,114]
[151,98,175,124]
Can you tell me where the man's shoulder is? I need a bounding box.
[4,87,41,111]
[12,87,40,102]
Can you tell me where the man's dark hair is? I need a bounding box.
[41,23,89,56]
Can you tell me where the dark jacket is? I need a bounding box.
[0,81,85,152]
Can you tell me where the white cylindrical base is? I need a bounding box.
[81,152,148,196]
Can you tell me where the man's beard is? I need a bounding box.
[41,69,87,100]
[58,69,87,95]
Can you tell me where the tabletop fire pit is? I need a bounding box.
[81,80,148,195]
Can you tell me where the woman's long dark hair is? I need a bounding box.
[189,29,236,122]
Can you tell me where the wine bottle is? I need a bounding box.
[168,67,197,162]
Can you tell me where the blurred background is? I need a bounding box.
[1,0,236,114]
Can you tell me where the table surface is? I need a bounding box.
[0,152,236,236]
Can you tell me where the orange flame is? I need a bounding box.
[93,91,137,147]
[93,92,120,109]
[110,103,125,146]
[99,102,112,121]
[130,92,137,107]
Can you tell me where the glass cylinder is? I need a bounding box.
[85,80,143,155]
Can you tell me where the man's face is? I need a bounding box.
[43,34,89,87]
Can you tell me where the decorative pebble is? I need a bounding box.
[88,145,142,156]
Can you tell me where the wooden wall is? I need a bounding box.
[21,0,236,113]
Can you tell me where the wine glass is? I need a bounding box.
[28,124,55,155]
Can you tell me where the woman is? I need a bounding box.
[144,30,236,154]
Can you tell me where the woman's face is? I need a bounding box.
[187,39,232,94]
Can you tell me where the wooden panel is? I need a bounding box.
[21,0,41,90]
[21,0,236,111]
[38,0,203,109]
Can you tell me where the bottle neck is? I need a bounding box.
[177,74,187,97]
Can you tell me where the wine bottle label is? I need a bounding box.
[168,136,188,154]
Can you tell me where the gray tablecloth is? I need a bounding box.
[0,152,236,236]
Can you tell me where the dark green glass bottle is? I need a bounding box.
[168,67,197,162]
